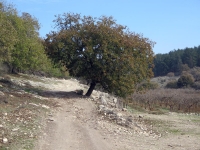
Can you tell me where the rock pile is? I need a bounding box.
[83,91,162,138]
[98,105,133,128]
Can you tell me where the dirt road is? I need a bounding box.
[32,77,200,150]
[34,79,116,150]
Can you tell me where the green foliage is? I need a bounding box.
[9,12,49,72]
[165,81,178,88]
[0,1,63,76]
[45,13,155,97]
[154,46,200,76]
[138,81,158,90]
[177,74,194,88]
[0,1,18,62]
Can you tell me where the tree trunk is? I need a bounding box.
[85,81,96,96]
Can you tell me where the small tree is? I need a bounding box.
[0,1,57,74]
[0,1,18,62]
[45,13,155,97]
[166,81,178,88]
[177,74,194,88]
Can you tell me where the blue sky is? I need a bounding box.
[8,0,200,54]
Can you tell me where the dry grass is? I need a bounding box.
[0,75,55,150]
[130,88,200,114]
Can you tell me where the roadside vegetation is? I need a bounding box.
[0,74,58,150]
[0,1,65,78]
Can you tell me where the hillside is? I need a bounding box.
[0,74,200,150]
[154,45,200,77]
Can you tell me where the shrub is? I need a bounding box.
[177,74,194,88]
[192,82,200,90]
[181,64,190,72]
[167,72,174,77]
[166,81,178,88]
[138,81,158,90]
[190,67,200,81]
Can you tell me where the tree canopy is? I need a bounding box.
[154,46,200,77]
[0,1,18,62]
[0,1,63,76]
[45,13,155,97]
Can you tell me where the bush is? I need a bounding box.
[190,67,200,81]
[166,81,178,88]
[167,72,174,77]
[181,64,190,72]
[138,81,158,90]
[177,74,194,88]
[191,82,200,90]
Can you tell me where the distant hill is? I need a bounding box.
[153,45,200,77]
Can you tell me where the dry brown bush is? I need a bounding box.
[181,64,190,72]
[192,82,200,90]
[131,89,200,113]
[190,67,200,81]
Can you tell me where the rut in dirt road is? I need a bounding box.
[36,97,115,150]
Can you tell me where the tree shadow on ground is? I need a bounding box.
[38,90,85,99]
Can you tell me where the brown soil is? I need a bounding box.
[32,77,200,150]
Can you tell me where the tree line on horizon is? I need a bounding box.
[154,46,200,77]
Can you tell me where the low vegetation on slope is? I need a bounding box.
[0,74,56,149]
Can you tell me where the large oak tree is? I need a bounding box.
[45,13,155,97]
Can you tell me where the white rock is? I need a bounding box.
[0,91,5,96]
[122,108,127,111]
[98,105,105,111]
[113,98,117,104]
[3,137,8,143]
[12,128,19,132]
[9,95,14,98]
[117,113,122,117]
[29,103,39,107]
[100,95,107,105]
[29,134,34,138]
[41,104,50,109]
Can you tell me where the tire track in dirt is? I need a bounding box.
[36,97,114,150]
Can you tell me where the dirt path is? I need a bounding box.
[36,99,114,150]
[34,79,116,150]
[32,77,200,150]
